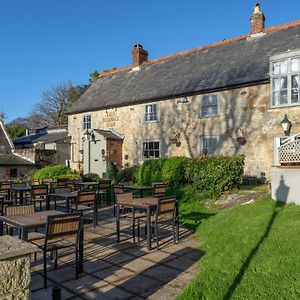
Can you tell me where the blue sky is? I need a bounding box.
[1,0,299,122]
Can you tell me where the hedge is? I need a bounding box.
[137,158,167,185]
[184,155,245,197]
[117,166,139,183]
[33,165,78,181]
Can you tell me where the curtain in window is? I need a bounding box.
[292,75,299,103]
[272,77,287,105]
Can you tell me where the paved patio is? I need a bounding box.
[30,206,202,299]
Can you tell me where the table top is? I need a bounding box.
[0,210,65,228]
[10,186,31,191]
[124,185,153,191]
[48,191,78,198]
[117,197,158,209]
[77,182,99,186]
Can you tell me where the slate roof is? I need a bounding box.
[13,133,46,145]
[68,21,300,115]
[33,131,69,144]
[0,154,33,166]
[94,129,123,140]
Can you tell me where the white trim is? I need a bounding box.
[144,102,159,123]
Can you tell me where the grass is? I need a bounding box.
[175,187,300,300]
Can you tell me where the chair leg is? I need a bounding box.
[133,218,136,243]
[137,219,140,243]
[172,219,176,244]
[54,250,58,270]
[75,247,79,279]
[43,250,47,289]
[155,222,159,250]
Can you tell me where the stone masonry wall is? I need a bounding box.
[68,83,300,179]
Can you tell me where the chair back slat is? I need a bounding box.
[5,204,35,216]
[77,190,96,204]
[45,213,81,242]
[113,185,124,195]
[116,192,133,205]
[32,179,40,185]
[99,179,111,189]
[153,183,168,198]
[54,187,72,194]
[31,185,48,197]
[156,197,176,216]
[57,179,69,187]
[0,182,11,192]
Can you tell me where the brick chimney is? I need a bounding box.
[132,44,148,66]
[250,3,265,34]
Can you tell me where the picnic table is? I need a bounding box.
[116,197,179,250]
[0,210,84,272]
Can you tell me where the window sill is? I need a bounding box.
[269,103,300,110]
[144,120,159,124]
[199,114,220,119]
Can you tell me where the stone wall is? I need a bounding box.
[68,83,300,179]
[0,236,36,300]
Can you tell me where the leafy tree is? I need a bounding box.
[89,70,100,83]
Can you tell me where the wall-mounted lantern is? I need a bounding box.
[176,96,189,104]
[281,114,292,136]
[101,149,106,161]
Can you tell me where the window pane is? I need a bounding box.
[202,95,218,117]
[272,62,280,74]
[292,75,299,103]
[291,58,299,72]
[280,60,288,73]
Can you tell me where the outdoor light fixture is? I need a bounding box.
[176,96,189,104]
[281,114,292,136]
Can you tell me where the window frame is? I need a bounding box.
[270,49,300,108]
[144,103,158,123]
[83,114,92,131]
[200,135,219,155]
[200,94,219,118]
[142,139,161,160]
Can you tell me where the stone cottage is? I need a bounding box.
[0,121,33,180]
[67,4,300,179]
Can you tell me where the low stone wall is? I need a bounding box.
[0,236,36,300]
[271,166,300,204]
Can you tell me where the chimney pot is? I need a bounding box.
[250,3,265,34]
[132,44,148,66]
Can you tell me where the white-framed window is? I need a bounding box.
[144,103,158,122]
[83,115,91,131]
[201,95,218,117]
[270,50,300,106]
[201,136,218,155]
[142,140,160,159]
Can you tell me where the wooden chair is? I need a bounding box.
[57,178,69,187]
[99,179,112,205]
[31,185,48,211]
[116,193,146,243]
[4,204,42,240]
[0,182,11,201]
[31,213,82,288]
[152,183,168,198]
[136,197,177,249]
[71,190,98,227]
[51,187,73,210]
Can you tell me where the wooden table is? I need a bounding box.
[48,191,78,211]
[115,197,179,250]
[10,186,31,205]
[123,185,153,198]
[0,210,84,273]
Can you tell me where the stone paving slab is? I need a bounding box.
[29,206,202,299]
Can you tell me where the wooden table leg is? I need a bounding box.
[46,195,50,210]
[116,204,120,243]
[146,207,151,251]
[175,201,179,243]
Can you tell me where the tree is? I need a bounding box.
[33,81,88,126]
[89,70,100,83]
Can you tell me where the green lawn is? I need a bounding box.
[176,189,300,299]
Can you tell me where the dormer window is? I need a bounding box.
[270,50,300,106]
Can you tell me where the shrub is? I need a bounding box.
[161,156,190,186]
[117,166,139,183]
[137,158,167,185]
[106,162,119,183]
[184,155,245,198]
[34,165,78,181]
[82,173,100,182]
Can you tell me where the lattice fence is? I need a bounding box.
[278,139,300,164]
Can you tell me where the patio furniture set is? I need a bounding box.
[0,179,179,289]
